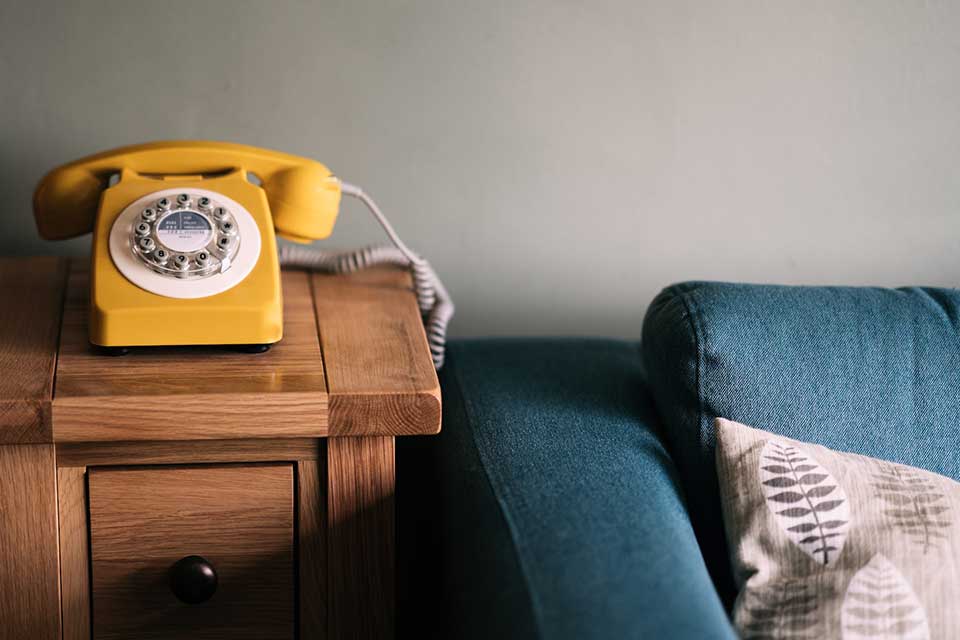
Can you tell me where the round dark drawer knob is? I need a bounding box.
[169,555,218,604]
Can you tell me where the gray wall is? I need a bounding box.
[2,1,958,337]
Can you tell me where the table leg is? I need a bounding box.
[0,444,60,640]
[326,436,395,640]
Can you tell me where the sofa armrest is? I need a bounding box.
[398,339,735,640]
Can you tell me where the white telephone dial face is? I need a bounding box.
[109,187,261,299]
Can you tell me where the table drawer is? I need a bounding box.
[87,464,295,640]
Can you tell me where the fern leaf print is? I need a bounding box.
[738,579,822,640]
[873,461,951,553]
[842,554,929,640]
[760,440,850,566]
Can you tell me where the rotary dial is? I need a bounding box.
[130,191,241,279]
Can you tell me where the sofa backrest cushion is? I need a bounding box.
[641,282,960,606]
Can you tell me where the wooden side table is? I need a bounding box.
[0,256,441,640]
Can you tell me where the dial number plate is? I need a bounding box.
[156,211,214,253]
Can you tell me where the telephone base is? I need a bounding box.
[88,167,284,351]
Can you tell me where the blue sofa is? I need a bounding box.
[398,282,960,639]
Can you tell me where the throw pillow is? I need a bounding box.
[715,417,960,639]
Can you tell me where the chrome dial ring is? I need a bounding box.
[129,191,241,279]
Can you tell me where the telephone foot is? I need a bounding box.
[96,346,130,356]
[238,344,271,354]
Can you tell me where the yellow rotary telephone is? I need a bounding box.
[33,141,452,363]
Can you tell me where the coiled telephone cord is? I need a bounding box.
[278,182,454,369]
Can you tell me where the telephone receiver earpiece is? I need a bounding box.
[33,164,109,240]
[33,140,342,243]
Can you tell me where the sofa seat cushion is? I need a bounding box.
[401,338,735,639]
[641,283,960,605]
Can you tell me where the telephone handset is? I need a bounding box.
[35,140,342,244]
[34,140,453,364]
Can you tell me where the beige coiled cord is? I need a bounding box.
[278,182,454,369]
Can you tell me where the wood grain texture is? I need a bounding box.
[0,445,61,640]
[57,467,90,640]
[53,264,328,442]
[327,436,395,640]
[310,268,441,436]
[4,259,441,442]
[297,458,326,639]
[56,438,322,468]
[88,464,295,640]
[0,257,67,443]
[329,393,441,437]
[54,394,327,442]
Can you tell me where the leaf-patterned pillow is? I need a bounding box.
[715,418,959,639]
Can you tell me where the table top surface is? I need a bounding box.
[0,257,440,444]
